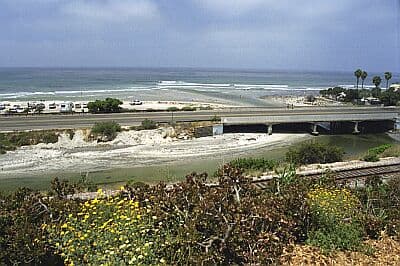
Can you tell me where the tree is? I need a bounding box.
[361,71,368,89]
[87,98,122,113]
[372,76,382,97]
[380,87,400,106]
[384,72,392,89]
[91,121,122,141]
[354,69,363,88]
[285,141,344,165]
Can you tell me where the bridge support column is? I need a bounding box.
[311,123,319,136]
[267,124,273,135]
[353,121,360,134]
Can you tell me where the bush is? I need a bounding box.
[0,187,76,265]
[354,176,400,239]
[167,106,179,112]
[362,144,392,162]
[181,106,196,111]
[286,142,344,165]
[121,166,299,265]
[0,131,59,154]
[306,187,364,252]
[141,119,157,130]
[362,152,379,162]
[91,121,121,141]
[47,189,160,265]
[87,98,122,113]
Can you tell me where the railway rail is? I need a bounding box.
[251,161,400,190]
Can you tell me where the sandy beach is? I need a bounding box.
[0,99,232,115]
[0,129,309,178]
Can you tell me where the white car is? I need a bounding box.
[129,100,143,105]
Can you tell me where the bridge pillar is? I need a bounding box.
[353,121,360,134]
[311,123,319,136]
[267,124,273,135]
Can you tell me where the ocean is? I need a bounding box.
[0,68,384,105]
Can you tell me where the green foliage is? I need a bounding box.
[47,189,160,265]
[181,106,196,111]
[91,121,121,141]
[121,166,300,265]
[319,86,360,102]
[167,106,179,112]
[87,98,122,113]
[286,141,344,165]
[306,187,364,252]
[0,130,59,154]
[0,187,74,265]
[307,223,364,253]
[380,144,400,157]
[380,87,400,106]
[354,69,363,88]
[362,153,379,162]
[368,144,392,155]
[141,119,157,130]
[355,176,400,239]
[229,157,276,172]
[362,144,392,162]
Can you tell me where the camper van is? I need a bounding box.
[60,102,73,113]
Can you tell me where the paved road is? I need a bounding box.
[0,107,398,131]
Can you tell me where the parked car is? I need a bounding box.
[129,100,143,105]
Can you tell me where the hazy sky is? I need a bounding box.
[1,0,399,72]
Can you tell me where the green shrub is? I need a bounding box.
[368,144,392,155]
[47,189,161,265]
[362,144,392,162]
[87,98,122,113]
[307,222,364,253]
[362,152,379,162]
[0,188,73,265]
[181,106,196,111]
[306,187,364,252]
[0,131,59,153]
[380,144,400,157]
[167,106,179,112]
[286,142,344,165]
[121,166,300,265]
[141,119,157,130]
[91,121,121,141]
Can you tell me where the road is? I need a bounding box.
[0,107,399,131]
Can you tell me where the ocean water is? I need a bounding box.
[0,67,384,104]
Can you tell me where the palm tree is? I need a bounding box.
[384,72,392,89]
[361,71,368,89]
[354,69,363,88]
[372,76,382,98]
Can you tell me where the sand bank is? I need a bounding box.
[0,129,308,178]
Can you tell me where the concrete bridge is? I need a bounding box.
[221,107,400,135]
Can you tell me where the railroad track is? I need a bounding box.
[252,161,400,190]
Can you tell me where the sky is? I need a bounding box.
[0,0,399,72]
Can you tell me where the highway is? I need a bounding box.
[0,107,399,131]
